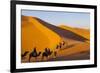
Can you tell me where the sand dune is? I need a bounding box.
[21,16,90,62]
[34,17,88,42]
[22,16,62,56]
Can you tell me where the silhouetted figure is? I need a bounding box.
[56,42,62,49]
[56,45,59,49]
[29,47,41,62]
[21,51,29,59]
[42,48,53,60]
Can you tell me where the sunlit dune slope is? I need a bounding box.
[59,25,90,40]
[22,16,62,53]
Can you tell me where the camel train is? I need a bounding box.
[56,41,65,49]
[21,41,66,62]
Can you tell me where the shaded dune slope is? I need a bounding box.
[59,25,90,40]
[34,17,88,42]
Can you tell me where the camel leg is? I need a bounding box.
[29,55,31,62]
[54,51,57,57]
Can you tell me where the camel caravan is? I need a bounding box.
[21,41,66,62]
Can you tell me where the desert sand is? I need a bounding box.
[21,16,90,63]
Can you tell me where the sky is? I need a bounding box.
[22,10,90,29]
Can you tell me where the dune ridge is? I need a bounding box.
[34,17,89,42]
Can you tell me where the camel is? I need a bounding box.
[21,51,29,59]
[29,47,41,62]
[56,43,62,49]
[56,45,59,49]
[42,48,53,60]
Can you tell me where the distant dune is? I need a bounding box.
[59,25,90,40]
